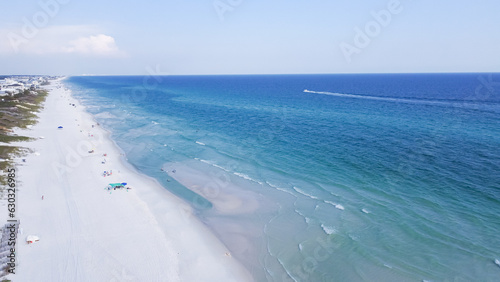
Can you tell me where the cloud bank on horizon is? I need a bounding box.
[62,34,126,57]
[0,0,499,75]
[1,25,125,58]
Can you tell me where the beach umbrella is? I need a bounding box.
[121,182,127,185]
[58,126,63,129]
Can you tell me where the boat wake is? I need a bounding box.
[303,89,496,109]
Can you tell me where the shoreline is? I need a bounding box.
[6,79,252,281]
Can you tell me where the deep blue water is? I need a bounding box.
[65,74,500,281]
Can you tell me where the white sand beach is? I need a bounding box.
[3,79,252,281]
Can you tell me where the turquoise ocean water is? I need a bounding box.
[65,74,500,281]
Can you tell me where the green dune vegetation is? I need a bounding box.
[0,88,48,184]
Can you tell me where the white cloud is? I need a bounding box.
[62,34,126,57]
[0,25,126,57]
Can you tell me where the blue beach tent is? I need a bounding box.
[107,183,127,190]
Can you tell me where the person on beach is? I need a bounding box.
[42,195,44,200]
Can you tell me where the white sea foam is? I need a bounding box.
[275,187,289,193]
[361,208,370,214]
[495,259,500,267]
[212,163,230,172]
[233,172,263,185]
[267,181,295,196]
[293,186,319,200]
[266,181,288,192]
[233,172,251,181]
[298,243,303,251]
[294,209,311,224]
[197,158,211,164]
[266,181,278,188]
[151,121,159,125]
[94,112,117,119]
[276,258,300,282]
[321,224,337,235]
[196,141,205,146]
[325,200,345,210]
[195,158,229,172]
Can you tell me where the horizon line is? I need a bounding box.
[2,71,500,77]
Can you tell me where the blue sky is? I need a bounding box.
[1,0,499,75]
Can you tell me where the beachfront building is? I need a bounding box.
[0,76,51,96]
[0,78,27,95]
[0,89,18,96]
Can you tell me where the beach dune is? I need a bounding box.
[7,79,252,281]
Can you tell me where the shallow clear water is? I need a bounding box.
[66,74,500,281]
